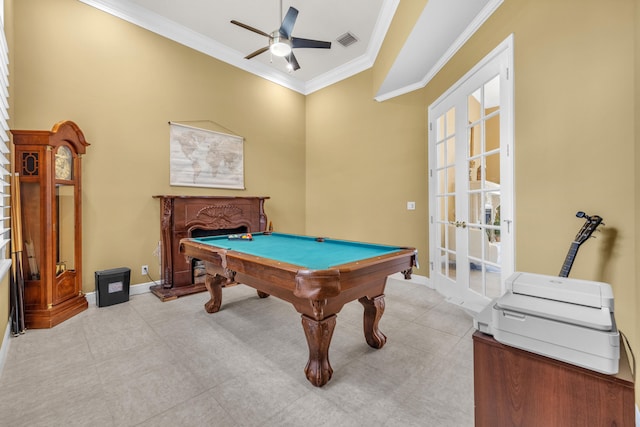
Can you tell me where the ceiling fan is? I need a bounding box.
[231,2,331,71]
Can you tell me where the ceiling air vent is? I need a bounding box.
[337,32,358,48]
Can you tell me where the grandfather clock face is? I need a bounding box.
[55,146,73,180]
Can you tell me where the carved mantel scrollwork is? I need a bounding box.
[161,198,173,228]
[160,198,174,289]
[188,204,245,231]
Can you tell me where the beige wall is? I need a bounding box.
[305,73,428,255]
[2,0,639,407]
[635,0,640,405]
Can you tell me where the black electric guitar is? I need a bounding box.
[559,211,604,277]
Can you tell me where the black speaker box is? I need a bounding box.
[95,267,131,307]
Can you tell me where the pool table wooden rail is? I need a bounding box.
[179,237,417,386]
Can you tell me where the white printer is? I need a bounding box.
[474,272,619,375]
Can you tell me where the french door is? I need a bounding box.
[428,36,514,312]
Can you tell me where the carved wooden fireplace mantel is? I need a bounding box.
[151,195,269,301]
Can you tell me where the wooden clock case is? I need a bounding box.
[11,120,89,328]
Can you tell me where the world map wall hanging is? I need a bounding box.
[169,122,244,189]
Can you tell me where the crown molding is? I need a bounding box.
[375,0,503,102]
[78,0,399,95]
[304,0,399,94]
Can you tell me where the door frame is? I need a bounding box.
[428,34,515,312]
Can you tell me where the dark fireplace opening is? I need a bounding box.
[190,226,248,284]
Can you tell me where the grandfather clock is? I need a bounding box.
[11,120,89,328]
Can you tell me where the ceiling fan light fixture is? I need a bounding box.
[232,7,330,71]
[269,33,292,57]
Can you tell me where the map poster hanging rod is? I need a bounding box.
[168,120,241,139]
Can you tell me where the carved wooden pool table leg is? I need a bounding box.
[300,314,336,387]
[203,274,226,313]
[358,295,387,349]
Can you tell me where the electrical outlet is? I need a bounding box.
[141,265,149,275]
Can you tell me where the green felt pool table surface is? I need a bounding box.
[191,232,407,270]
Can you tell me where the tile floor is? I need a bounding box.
[0,278,475,426]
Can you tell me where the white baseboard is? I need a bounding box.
[387,272,431,288]
[84,280,156,307]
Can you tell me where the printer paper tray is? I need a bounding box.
[492,304,619,375]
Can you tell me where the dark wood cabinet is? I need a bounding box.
[11,121,89,328]
[473,331,635,427]
[151,195,268,301]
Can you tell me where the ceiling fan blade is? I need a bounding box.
[292,37,331,49]
[231,20,272,39]
[279,7,298,38]
[245,46,269,59]
[286,52,300,71]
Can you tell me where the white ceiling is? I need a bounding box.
[375,0,502,101]
[78,0,503,99]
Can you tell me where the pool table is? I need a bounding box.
[179,232,417,387]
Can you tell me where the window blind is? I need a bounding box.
[0,3,11,277]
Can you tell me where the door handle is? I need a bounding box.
[449,220,467,228]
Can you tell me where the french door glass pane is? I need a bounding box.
[486,114,500,152]
[446,108,455,135]
[437,115,445,140]
[446,195,455,221]
[448,252,457,280]
[447,167,455,196]
[469,124,481,159]
[446,138,456,166]
[468,89,481,119]
[486,153,500,183]
[437,142,445,167]
[483,75,500,117]
[437,196,445,221]
[438,169,446,193]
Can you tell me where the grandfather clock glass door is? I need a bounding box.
[21,180,42,282]
[56,184,75,272]
[55,145,76,282]
[54,181,76,303]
